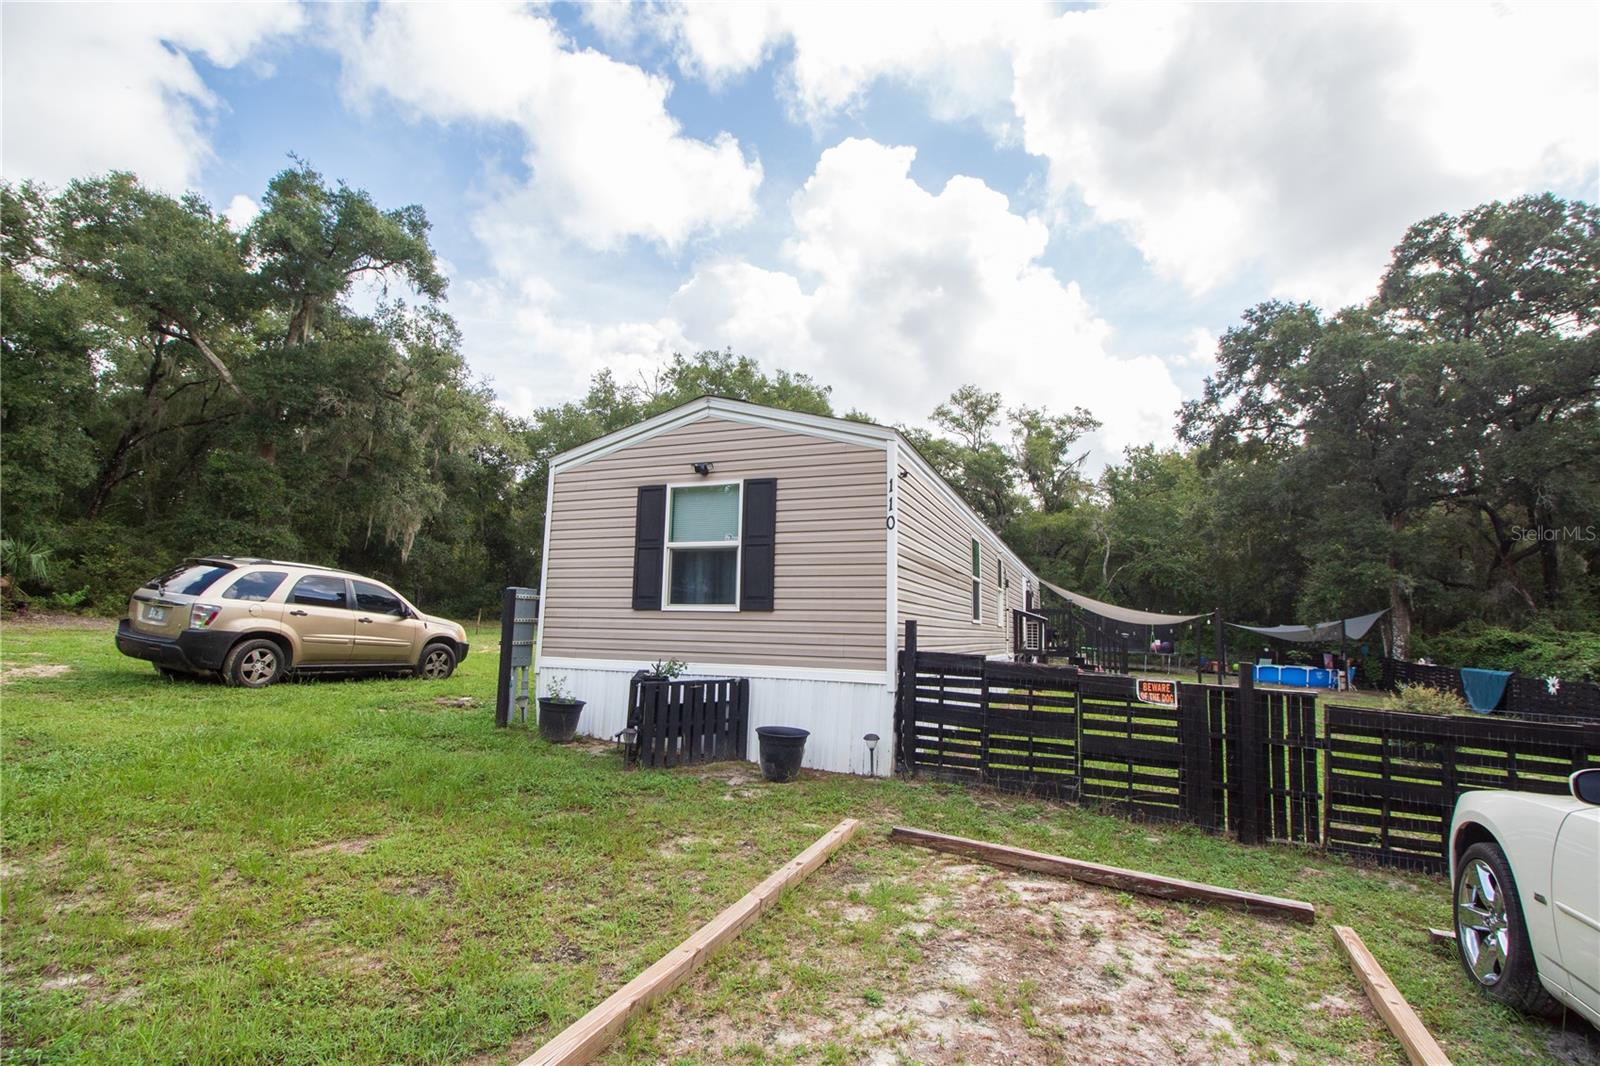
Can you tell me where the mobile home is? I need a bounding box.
[533,396,1041,775]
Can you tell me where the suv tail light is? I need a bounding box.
[190,604,221,629]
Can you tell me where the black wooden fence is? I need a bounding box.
[1381,657,1600,723]
[626,675,749,769]
[1324,705,1600,869]
[897,627,1600,871]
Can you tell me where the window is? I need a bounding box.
[223,571,287,602]
[997,561,1005,628]
[145,563,233,596]
[353,580,405,615]
[289,574,348,609]
[665,483,741,608]
[970,538,981,623]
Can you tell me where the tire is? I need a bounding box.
[417,642,457,681]
[222,638,286,689]
[1454,840,1563,1019]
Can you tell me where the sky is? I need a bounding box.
[3,1,1597,462]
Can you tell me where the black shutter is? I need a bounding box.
[631,485,667,610]
[740,478,777,611]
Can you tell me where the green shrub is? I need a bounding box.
[1388,682,1470,717]
[1414,623,1600,682]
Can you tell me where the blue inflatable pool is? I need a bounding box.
[1253,662,1337,689]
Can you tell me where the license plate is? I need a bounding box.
[143,605,167,623]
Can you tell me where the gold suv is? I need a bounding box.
[115,556,469,688]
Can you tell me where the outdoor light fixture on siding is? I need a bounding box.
[691,462,714,476]
[864,733,880,777]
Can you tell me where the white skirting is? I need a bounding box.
[534,658,895,777]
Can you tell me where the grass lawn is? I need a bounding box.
[3,621,1596,1064]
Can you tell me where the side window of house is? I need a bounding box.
[666,483,741,607]
[353,580,405,615]
[970,538,981,623]
[997,560,1005,628]
[289,574,349,609]
[223,571,287,602]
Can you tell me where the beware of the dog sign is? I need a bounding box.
[1136,678,1178,708]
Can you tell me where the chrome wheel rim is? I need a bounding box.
[239,648,278,685]
[422,649,451,679]
[1457,858,1511,985]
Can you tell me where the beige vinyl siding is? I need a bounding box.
[541,416,888,671]
[895,467,1025,655]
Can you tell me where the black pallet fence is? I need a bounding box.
[894,624,1600,871]
[1381,657,1600,723]
[1324,705,1600,871]
[627,675,749,769]
[1077,673,1185,821]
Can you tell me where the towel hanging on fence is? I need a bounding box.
[1459,668,1512,714]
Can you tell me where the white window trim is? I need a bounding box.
[662,479,743,612]
[970,536,982,625]
[997,562,1005,630]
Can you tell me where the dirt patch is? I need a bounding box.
[0,663,71,684]
[39,971,98,992]
[0,612,115,630]
[432,696,477,708]
[656,856,1270,1064]
[1545,1024,1600,1066]
[295,836,381,857]
[383,875,454,900]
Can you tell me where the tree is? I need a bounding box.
[1181,195,1600,655]
[1011,404,1100,511]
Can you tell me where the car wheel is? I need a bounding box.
[1454,840,1563,1018]
[417,642,457,681]
[223,639,286,689]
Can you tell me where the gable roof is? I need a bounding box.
[549,395,1040,586]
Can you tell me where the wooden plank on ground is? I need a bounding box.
[517,818,861,1066]
[888,826,1315,924]
[1427,927,1455,945]
[1332,925,1452,1066]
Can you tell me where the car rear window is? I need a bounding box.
[289,575,348,608]
[145,563,234,596]
[223,571,288,602]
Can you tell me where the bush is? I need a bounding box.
[1413,623,1600,682]
[1388,682,1470,717]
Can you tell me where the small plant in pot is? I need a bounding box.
[537,675,585,744]
[639,657,688,680]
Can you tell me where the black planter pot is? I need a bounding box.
[537,698,585,744]
[756,725,809,783]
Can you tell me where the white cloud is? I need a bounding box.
[614,2,1598,305]
[450,273,687,418]
[470,139,1183,459]
[223,194,261,231]
[1012,3,1600,304]
[333,2,762,252]
[0,2,303,191]
[672,139,1183,454]
[634,2,1050,129]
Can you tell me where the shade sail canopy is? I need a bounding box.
[1230,609,1388,644]
[1038,580,1212,627]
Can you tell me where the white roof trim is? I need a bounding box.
[548,395,1040,587]
[549,396,893,473]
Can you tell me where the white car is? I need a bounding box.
[1449,768,1600,1024]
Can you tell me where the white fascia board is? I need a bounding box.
[550,396,894,474]
[536,655,890,687]
[885,437,900,680]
